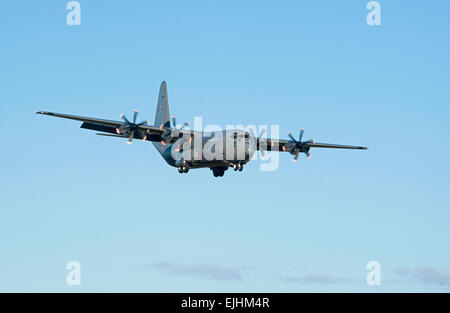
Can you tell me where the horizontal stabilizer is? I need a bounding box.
[96,133,125,138]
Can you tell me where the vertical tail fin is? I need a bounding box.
[155,81,170,129]
[153,81,170,153]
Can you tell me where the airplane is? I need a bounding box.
[37,81,367,177]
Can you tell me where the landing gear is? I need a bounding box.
[177,165,190,174]
[211,167,227,177]
[232,162,243,172]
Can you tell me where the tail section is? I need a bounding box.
[153,81,170,153]
[155,81,170,129]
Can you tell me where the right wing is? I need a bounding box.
[36,111,166,142]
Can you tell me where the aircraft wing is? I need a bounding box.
[36,111,165,142]
[257,138,367,151]
[298,142,367,149]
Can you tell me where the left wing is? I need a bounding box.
[299,142,367,150]
[257,138,367,151]
[257,134,367,161]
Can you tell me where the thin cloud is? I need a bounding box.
[393,266,450,286]
[392,267,411,277]
[413,266,450,286]
[148,261,242,282]
[278,273,356,285]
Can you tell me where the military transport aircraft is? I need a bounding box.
[37,81,367,177]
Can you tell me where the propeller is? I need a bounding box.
[116,110,150,144]
[166,116,190,140]
[286,129,315,161]
[171,115,189,137]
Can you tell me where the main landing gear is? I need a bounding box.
[211,163,243,177]
[211,166,227,177]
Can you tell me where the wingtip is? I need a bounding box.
[36,111,51,115]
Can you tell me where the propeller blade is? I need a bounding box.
[133,110,139,124]
[137,121,148,126]
[260,127,267,138]
[293,151,299,162]
[171,116,177,128]
[306,151,312,159]
[120,113,130,124]
[179,121,189,131]
[299,129,305,142]
[287,132,297,142]
[127,130,135,144]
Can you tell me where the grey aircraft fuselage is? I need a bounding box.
[157,129,257,169]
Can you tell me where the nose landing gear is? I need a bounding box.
[177,164,190,174]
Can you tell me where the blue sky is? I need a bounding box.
[1,0,449,292]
